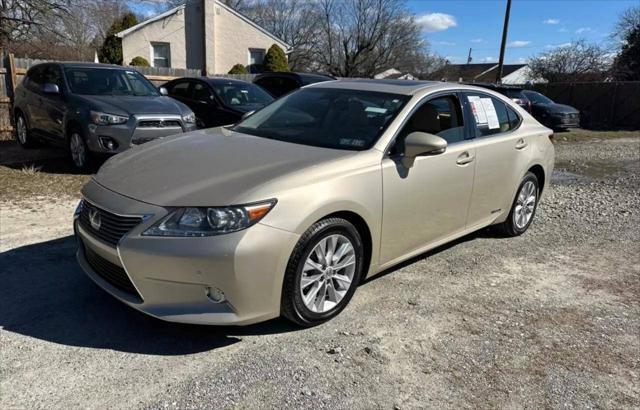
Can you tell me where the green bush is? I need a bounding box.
[263,44,289,72]
[98,12,138,65]
[129,56,150,67]
[228,63,248,74]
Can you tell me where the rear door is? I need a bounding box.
[462,91,531,228]
[380,92,476,265]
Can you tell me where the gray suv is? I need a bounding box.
[13,62,197,169]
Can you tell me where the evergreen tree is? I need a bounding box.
[98,12,138,65]
[263,44,289,72]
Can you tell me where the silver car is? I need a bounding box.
[74,80,554,327]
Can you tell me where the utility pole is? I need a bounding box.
[467,48,473,64]
[496,0,512,83]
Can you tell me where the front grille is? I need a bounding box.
[84,244,141,300]
[137,120,182,128]
[79,200,142,246]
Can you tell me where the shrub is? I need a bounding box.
[129,56,150,67]
[263,44,289,72]
[228,63,248,74]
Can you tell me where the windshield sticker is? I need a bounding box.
[339,138,367,147]
[480,98,500,129]
[365,107,387,114]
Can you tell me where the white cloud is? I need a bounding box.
[433,41,456,46]
[543,18,560,25]
[508,40,531,48]
[416,13,457,32]
[576,27,592,34]
[516,57,528,64]
[470,38,484,43]
[545,42,572,48]
[558,27,568,33]
[481,57,496,63]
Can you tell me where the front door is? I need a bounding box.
[380,93,476,265]
[39,64,66,142]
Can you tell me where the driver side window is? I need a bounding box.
[391,94,466,155]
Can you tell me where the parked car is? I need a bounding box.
[253,72,336,97]
[13,62,197,170]
[522,90,580,130]
[74,80,554,327]
[163,77,274,128]
[471,83,532,112]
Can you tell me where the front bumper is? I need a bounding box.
[74,181,299,325]
[85,115,197,154]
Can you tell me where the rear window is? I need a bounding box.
[503,89,526,99]
[465,93,520,137]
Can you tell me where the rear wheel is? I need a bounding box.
[15,112,36,148]
[495,172,539,237]
[281,218,364,327]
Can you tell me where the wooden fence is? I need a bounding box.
[526,82,640,130]
[0,54,256,138]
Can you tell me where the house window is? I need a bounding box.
[248,49,265,66]
[152,43,171,68]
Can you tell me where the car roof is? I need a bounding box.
[168,76,253,85]
[255,72,335,81]
[42,62,129,69]
[470,82,524,91]
[308,79,444,95]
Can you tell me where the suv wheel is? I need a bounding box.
[281,218,364,327]
[69,130,91,171]
[15,112,36,148]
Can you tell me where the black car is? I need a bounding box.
[522,90,580,130]
[253,72,336,98]
[471,83,532,113]
[163,77,273,128]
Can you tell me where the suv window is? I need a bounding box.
[464,93,515,137]
[25,66,44,92]
[42,65,63,88]
[254,76,298,97]
[169,81,191,98]
[192,82,212,102]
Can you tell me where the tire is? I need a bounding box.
[281,217,365,327]
[68,128,92,171]
[494,172,539,237]
[14,112,36,148]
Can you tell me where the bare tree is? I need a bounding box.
[612,5,640,42]
[0,0,71,51]
[528,40,611,83]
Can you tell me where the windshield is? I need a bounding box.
[232,88,409,150]
[64,68,159,96]
[524,90,554,104]
[212,82,273,111]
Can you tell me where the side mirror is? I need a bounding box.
[241,110,255,120]
[402,132,447,168]
[42,83,60,94]
[159,86,168,96]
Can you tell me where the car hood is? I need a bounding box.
[536,103,579,114]
[94,127,356,206]
[86,95,187,116]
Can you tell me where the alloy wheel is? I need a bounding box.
[16,116,27,144]
[514,180,537,229]
[70,133,86,168]
[300,234,356,313]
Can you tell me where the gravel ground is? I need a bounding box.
[0,132,638,409]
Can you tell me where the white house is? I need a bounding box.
[116,0,290,74]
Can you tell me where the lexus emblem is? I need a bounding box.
[89,209,101,230]
[158,120,165,127]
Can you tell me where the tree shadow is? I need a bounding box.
[0,236,299,356]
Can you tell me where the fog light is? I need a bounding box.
[205,287,226,303]
[99,137,118,151]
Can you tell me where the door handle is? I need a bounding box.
[515,138,528,150]
[456,151,475,165]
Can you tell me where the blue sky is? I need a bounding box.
[408,0,636,64]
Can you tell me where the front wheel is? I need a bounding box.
[281,218,364,327]
[495,172,539,237]
[15,112,36,148]
[68,130,92,171]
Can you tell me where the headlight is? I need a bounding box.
[90,111,128,125]
[142,200,276,237]
[182,112,196,124]
[74,199,84,218]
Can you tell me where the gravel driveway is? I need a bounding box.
[1,132,638,409]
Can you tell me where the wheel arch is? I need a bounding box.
[316,210,373,282]
[527,164,546,195]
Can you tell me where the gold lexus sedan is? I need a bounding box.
[74,80,554,327]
